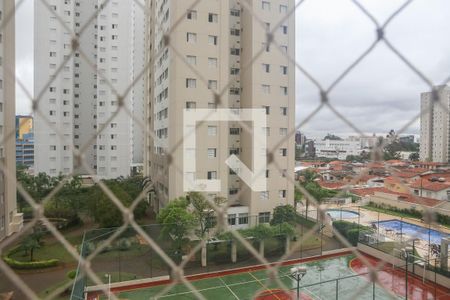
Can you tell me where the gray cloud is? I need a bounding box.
[13,0,450,138]
[295,0,450,138]
[15,0,33,115]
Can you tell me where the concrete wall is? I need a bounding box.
[369,192,450,217]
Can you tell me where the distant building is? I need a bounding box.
[314,139,361,160]
[16,132,34,169]
[420,85,450,162]
[348,134,378,149]
[295,131,306,146]
[15,116,34,168]
[15,115,33,140]
[34,0,145,178]
[304,140,315,158]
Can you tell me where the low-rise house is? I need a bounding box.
[409,179,450,201]
[369,191,444,214]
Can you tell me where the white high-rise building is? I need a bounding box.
[34,0,145,178]
[420,85,450,163]
[0,0,22,241]
[145,0,296,221]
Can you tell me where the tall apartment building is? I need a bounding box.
[34,0,145,178]
[420,85,450,162]
[145,0,295,222]
[0,0,22,240]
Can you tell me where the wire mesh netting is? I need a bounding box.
[1,0,450,299]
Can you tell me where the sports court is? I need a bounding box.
[87,253,450,300]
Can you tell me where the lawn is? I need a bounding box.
[8,232,84,264]
[38,278,73,300]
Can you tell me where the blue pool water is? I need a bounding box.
[375,220,450,245]
[326,209,360,219]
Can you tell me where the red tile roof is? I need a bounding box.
[391,172,420,179]
[350,187,391,197]
[409,181,450,192]
[373,191,441,207]
[318,181,347,190]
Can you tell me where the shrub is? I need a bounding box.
[366,202,450,227]
[67,269,77,279]
[117,238,132,251]
[333,220,373,246]
[3,256,59,270]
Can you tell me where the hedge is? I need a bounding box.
[67,269,77,279]
[2,256,59,270]
[333,220,373,246]
[366,202,450,227]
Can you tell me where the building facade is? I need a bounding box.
[314,139,362,160]
[34,0,145,178]
[16,133,34,169]
[145,0,296,222]
[15,116,34,169]
[0,0,22,240]
[420,85,450,162]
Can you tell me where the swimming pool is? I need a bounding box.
[326,209,360,220]
[375,220,450,245]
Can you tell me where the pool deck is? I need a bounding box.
[321,204,450,263]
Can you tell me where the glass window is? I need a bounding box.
[208,126,217,136]
[187,10,197,20]
[259,212,270,223]
[208,13,218,23]
[238,213,249,224]
[186,78,197,88]
[186,55,197,65]
[187,32,197,43]
[208,148,217,158]
[260,191,269,200]
[208,57,218,67]
[208,35,218,45]
[207,171,217,180]
[228,214,237,225]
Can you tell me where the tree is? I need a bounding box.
[88,182,139,228]
[409,152,419,161]
[299,171,337,220]
[186,192,225,239]
[157,198,196,255]
[20,228,44,261]
[247,224,273,255]
[323,133,342,141]
[270,205,297,226]
[294,186,302,210]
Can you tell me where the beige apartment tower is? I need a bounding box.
[0,0,22,241]
[145,0,295,224]
[420,85,450,163]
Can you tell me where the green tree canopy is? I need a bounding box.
[157,198,196,252]
[88,182,144,228]
[270,205,297,226]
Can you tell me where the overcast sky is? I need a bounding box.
[14,0,450,138]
